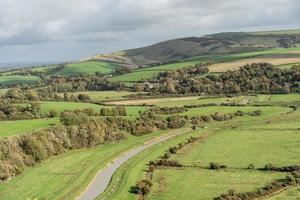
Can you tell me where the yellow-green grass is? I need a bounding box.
[65,91,138,101]
[108,96,232,107]
[278,62,300,69]
[0,118,60,138]
[0,75,40,86]
[148,168,285,200]
[181,106,277,117]
[253,94,300,103]
[54,61,116,76]
[267,187,300,200]
[98,106,291,199]
[0,128,190,200]
[0,88,8,95]
[39,101,104,114]
[174,129,300,168]
[97,128,200,200]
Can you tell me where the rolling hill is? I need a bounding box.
[81,29,300,67]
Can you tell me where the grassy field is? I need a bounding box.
[53,61,116,76]
[111,47,300,82]
[64,91,138,101]
[0,118,60,138]
[0,128,191,200]
[182,105,283,117]
[253,94,300,103]
[0,75,40,86]
[268,186,300,200]
[0,94,298,199]
[147,104,298,199]
[97,128,200,200]
[96,97,296,200]
[104,96,232,106]
[149,169,285,200]
[38,101,147,118]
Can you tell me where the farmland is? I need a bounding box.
[0,28,300,200]
[0,75,40,87]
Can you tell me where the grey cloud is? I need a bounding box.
[0,0,299,63]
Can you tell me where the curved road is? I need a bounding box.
[76,129,190,200]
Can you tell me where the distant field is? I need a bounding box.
[208,53,300,72]
[39,101,104,114]
[0,75,40,86]
[66,91,138,101]
[112,47,300,82]
[0,118,59,138]
[54,61,116,76]
[104,96,232,106]
[182,106,279,117]
[253,94,300,103]
[38,101,147,118]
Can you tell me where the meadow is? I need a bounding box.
[0,118,59,138]
[0,128,191,200]
[64,90,138,101]
[0,75,40,87]
[53,61,116,76]
[111,47,300,82]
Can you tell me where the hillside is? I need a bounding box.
[81,29,300,67]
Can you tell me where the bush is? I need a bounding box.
[131,179,153,196]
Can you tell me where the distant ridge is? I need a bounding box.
[81,29,300,68]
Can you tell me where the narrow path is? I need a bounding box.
[76,128,191,200]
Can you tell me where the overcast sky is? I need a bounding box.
[0,0,299,64]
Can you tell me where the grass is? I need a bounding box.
[149,169,285,200]
[182,105,280,117]
[147,104,299,199]
[253,94,300,103]
[38,101,104,114]
[53,61,116,76]
[0,128,190,200]
[0,118,60,138]
[97,128,200,200]
[268,186,300,200]
[0,75,40,86]
[106,96,232,106]
[65,91,138,101]
[111,47,300,82]
[38,101,147,118]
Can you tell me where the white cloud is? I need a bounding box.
[0,0,299,62]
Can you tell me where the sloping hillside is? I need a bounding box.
[82,30,300,67]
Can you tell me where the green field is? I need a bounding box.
[147,105,298,199]
[38,101,147,118]
[54,61,116,76]
[66,91,138,101]
[0,75,40,86]
[96,99,297,200]
[0,118,59,138]
[149,169,285,200]
[111,47,300,82]
[0,128,191,200]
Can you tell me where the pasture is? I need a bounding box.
[53,61,116,76]
[104,96,232,106]
[0,75,40,86]
[0,128,191,200]
[65,91,138,101]
[111,47,300,82]
[0,118,59,138]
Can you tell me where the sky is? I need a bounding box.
[0,0,299,64]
